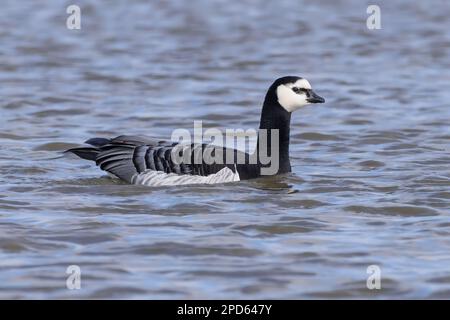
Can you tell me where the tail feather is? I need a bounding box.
[65,147,100,161]
[85,137,111,147]
[65,137,137,182]
[65,137,111,161]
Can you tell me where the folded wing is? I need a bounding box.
[66,135,244,185]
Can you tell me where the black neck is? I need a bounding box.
[256,88,292,174]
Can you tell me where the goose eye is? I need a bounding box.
[292,87,300,93]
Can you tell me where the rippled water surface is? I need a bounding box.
[1,0,449,299]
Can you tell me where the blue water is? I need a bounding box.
[0,0,449,299]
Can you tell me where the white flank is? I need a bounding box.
[131,167,240,186]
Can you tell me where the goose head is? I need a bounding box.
[271,76,325,113]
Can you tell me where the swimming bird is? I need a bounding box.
[65,76,324,186]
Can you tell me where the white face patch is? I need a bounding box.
[292,79,312,90]
[276,78,313,113]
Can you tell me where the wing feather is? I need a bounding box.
[68,135,245,184]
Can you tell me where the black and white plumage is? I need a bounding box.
[66,76,325,186]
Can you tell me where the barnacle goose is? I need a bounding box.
[66,76,324,186]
